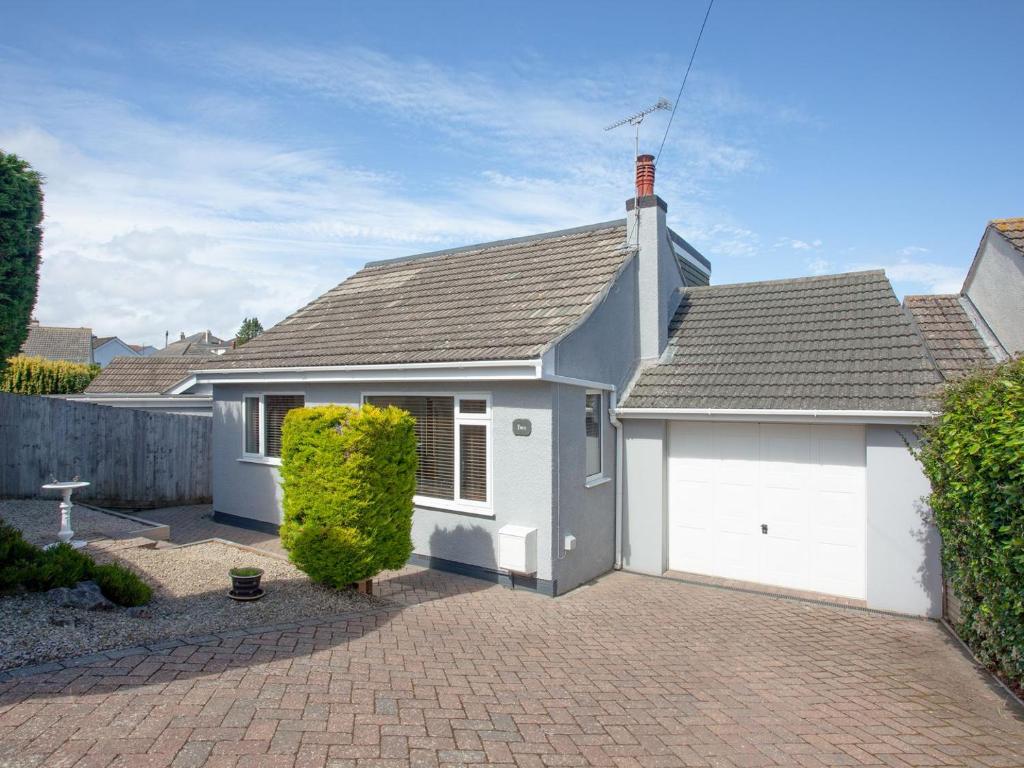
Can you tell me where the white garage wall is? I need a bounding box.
[865,425,943,617]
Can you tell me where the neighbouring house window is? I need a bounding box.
[242,394,305,460]
[366,394,490,508]
[585,390,603,479]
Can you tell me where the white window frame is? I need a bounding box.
[362,391,493,517]
[585,389,605,484]
[240,391,305,466]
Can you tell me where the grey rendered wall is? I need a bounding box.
[212,380,557,581]
[552,256,639,392]
[865,425,942,617]
[619,418,667,575]
[550,384,617,593]
[964,231,1024,354]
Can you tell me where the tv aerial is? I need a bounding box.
[604,98,672,159]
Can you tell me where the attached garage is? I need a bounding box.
[667,421,865,599]
[617,271,949,617]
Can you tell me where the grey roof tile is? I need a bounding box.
[622,271,943,412]
[19,325,94,364]
[992,217,1024,257]
[85,356,213,394]
[212,221,630,369]
[903,294,994,380]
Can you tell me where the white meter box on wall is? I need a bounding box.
[498,524,537,574]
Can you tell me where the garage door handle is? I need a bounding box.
[761,523,768,534]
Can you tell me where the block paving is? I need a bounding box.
[1,564,1022,767]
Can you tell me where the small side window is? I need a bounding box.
[244,396,261,455]
[585,390,602,479]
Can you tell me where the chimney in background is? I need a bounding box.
[635,153,655,198]
[626,154,672,362]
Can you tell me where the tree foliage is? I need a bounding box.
[0,152,44,368]
[235,317,264,346]
[1,355,100,394]
[279,404,417,587]
[916,357,1024,688]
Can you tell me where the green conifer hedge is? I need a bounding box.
[279,404,417,587]
[1,355,100,394]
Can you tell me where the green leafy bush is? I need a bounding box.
[0,520,152,606]
[0,152,43,370]
[280,404,417,588]
[1,355,100,394]
[20,543,95,591]
[916,357,1024,688]
[92,563,152,607]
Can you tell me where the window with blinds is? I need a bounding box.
[244,396,260,454]
[366,394,489,506]
[241,394,305,460]
[265,395,305,458]
[585,390,602,478]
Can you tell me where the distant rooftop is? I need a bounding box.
[19,324,94,364]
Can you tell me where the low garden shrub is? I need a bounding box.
[1,355,100,394]
[280,404,417,588]
[0,519,152,606]
[916,356,1024,689]
[92,563,152,607]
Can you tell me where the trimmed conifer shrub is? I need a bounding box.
[279,404,417,588]
[1,355,100,394]
[916,356,1024,689]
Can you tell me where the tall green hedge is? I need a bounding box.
[916,357,1024,688]
[279,404,417,587]
[1,355,100,394]
[0,152,44,369]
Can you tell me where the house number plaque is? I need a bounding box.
[512,419,532,436]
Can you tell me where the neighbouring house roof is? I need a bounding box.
[903,295,995,380]
[19,325,94,364]
[622,270,943,412]
[212,220,632,369]
[92,336,115,349]
[84,356,212,394]
[152,330,233,357]
[991,217,1024,257]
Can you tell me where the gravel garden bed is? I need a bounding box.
[0,533,376,672]
[0,498,157,546]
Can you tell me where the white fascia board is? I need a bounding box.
[616,407,935,425]
[61,394,212,408]
[191,359,546,386]
[670,241,711,276]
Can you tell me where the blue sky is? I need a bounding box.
[2,0,1021,346]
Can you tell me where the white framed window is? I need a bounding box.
[585,389,603,480]
[364,392,492,514]
[241,393,305,464]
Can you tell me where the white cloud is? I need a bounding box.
[805,257,834,276]
[775,237,822,251]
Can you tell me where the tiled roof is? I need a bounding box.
[152,330,233,357]
[20,325,94,364]
[84,356,211,394]
[991,217,1024,256]
[92,336,114,349]
[213,221,630,369]
[903,295,995,380]
[622,271,942,412]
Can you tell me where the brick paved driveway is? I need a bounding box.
[1,566,1022,768]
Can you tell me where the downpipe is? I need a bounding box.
[609,387,624,570]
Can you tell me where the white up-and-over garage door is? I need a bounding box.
[667,421,866,600]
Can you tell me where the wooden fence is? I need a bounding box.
[0,393,211,508]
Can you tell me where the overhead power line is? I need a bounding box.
[655,0,716,166]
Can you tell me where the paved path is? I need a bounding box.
[1,561,1021,768]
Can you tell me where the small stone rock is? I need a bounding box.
[49,614,79,627]
[47,581,114,611]
[125,606,151,619]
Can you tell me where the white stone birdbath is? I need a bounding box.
[41,480,91,549]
